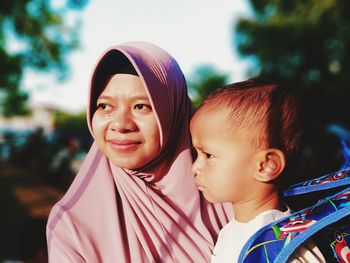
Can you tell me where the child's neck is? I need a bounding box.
[232,190,285,223]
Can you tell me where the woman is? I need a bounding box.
[47,41,231,262]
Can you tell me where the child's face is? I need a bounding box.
[92,74,160,169]
[190,108,258,204]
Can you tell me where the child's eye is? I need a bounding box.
[204,152,212,159]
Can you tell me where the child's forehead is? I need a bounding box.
[195,104,225,116]
[192,106,264,140]
[193,105,231,122]
[191,107,234,133]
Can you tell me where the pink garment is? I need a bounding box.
[47,41,232,262]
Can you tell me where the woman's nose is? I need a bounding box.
[109,108,137,133]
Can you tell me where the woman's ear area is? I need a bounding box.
[255,149,286,183]
[90,113,97,138]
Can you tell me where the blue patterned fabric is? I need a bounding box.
[239,140,350,263]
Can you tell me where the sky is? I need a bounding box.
[23,0,252,113]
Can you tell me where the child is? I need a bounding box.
[46,42,231,262]
[190,80,325,262]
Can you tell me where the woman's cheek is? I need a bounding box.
[92,115,110,137]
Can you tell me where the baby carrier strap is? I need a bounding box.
[239,140,350,263]
[284,140,350,197]
[283,168,350,197]
[239,187,350,262]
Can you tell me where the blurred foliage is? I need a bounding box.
[1,87,29,116]
[8,128,52,178]
[53,110,92,151]
[234,0,350,182]
[0,110,91,189]
[0,0,89,117]
[54,110,87,133]
[188,65,229,108]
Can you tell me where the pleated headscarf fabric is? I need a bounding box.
[47,41,232,262]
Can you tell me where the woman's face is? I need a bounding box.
[92,73,160,169]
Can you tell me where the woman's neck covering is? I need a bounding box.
[47,41,232,262]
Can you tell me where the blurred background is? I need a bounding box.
[0,0,349,262]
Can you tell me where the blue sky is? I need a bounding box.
[24,0,252,112]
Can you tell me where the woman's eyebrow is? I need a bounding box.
[97,95,111,100]
[97,95,150,101]
[129,95,150,100]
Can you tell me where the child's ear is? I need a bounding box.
[255,149,286,182]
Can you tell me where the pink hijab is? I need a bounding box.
[47,41,231,262]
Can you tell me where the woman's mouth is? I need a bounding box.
[108,139,142,151]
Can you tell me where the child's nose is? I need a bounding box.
[110,108,137,133]
[192,159,200,177]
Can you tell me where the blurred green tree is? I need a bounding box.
[235,0,350,181]
[188,65,229,108]
[0,0,88,116]
[53,110,91,150]
[54,110,87,132]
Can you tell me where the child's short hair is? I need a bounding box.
[198,79,303,167]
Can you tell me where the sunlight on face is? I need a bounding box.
[92,74,160,169]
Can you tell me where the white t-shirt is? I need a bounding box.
[211,208,291,263]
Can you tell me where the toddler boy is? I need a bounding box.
[190,80,325,262]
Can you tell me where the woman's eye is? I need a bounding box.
[97,103,110,111]
[134,104,151,111]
